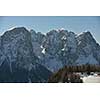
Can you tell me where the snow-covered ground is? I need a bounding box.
[82,75,100,83]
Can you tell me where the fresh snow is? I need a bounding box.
[40,45,43,49]
[61,36,67,40]
[61,48,65,51]
[83,76,100,83]
[42,48,46,54]
[77,32,84,36]
[77,31,89,36]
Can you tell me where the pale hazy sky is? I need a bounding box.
[0,16,100,43]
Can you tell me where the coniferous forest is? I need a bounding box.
[48,65,100,83]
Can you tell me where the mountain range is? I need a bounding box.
[0,27,100,82]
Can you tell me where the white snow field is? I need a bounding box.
[82,75,100,83]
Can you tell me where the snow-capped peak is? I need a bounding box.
[59,28,65,31]
[77,31,92,36]
[7,27,28,32]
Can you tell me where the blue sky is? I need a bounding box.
[0,16,100,43]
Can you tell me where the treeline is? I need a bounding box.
[62,64,100,72]
[48,64,100,83]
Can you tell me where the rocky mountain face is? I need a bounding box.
[40,29,100,72]
[0,27,100,82]
[0,27,52,82]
